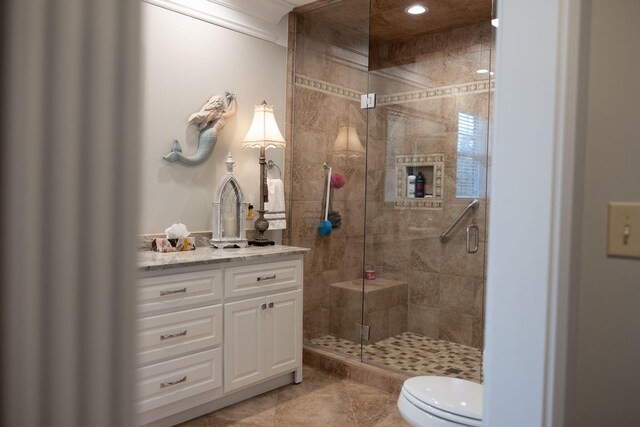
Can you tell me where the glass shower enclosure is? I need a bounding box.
[288,0,494,382]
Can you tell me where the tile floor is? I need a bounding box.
[308,332,483,383]
[177,364,409,427]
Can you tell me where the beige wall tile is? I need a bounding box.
[408,271,440,307]
[439,274,475,314]
[407,304,439,337]
[389,305,408,337]
[439,309,473,346]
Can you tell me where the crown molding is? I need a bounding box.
[208,0,304,24]
[144,0,312,46]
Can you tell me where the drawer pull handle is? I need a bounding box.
[257,274,276,282]
[160,330,187,341]
[268,302,274,308]
[160,375,187,389]
[160,287,187,297]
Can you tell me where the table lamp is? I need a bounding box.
[242,101,286,246]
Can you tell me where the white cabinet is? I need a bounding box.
[136,253,305,426]
[224,289,302,393]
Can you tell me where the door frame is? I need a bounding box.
[484,0,587,425]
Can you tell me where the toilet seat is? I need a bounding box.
[401,376,482,426]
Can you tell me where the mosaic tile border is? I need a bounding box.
[377,80,495,105]
[294,74,495,106]
[294,74,362,101]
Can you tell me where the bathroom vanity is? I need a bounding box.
[136,245,308,426]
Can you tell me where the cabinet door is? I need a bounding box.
[224,296,265,392]
[265,290,302,378]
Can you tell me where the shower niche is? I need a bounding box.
[395,153,444,209]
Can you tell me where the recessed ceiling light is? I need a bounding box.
[476,69,489,74]
[492,18,499,27]
[405,4,428,15]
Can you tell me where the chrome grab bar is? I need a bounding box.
[440,199,480,243]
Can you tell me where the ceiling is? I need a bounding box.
[297,0,493,43]
[371,0,492,42]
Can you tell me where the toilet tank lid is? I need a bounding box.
[403,376,483,420]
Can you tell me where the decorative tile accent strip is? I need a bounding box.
[307,332,483,383]
[295,74,495,106]
[378,80,496,106]
[295,74,363,101]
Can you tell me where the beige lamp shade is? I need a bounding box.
[242,102,286,149]
[333,124,364,154]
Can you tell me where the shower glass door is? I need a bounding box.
[292,0,494,382]
[290,0,371,361]
[360,0,494,381]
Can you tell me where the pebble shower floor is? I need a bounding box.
[308,331,483,383]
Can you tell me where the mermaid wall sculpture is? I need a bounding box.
[163,91,236,166]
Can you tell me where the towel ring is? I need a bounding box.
[266,160,282,179]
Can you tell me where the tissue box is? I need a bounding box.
[151,237,196,252]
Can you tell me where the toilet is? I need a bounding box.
[397,376,483,427]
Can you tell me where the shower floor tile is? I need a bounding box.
[308,332,483,383]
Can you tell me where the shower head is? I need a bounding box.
[323,162,330,169]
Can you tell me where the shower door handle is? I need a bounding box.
[466,224,479,254]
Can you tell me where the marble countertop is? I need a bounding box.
[138,245,310,272]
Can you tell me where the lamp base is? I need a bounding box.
[248,238,275,246]
[249,209,274,246]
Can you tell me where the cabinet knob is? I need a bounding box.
[261,303,267,310]
[268,302,274,308]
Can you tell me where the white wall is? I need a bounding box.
[139,3,286,234]
[571,1,640,425]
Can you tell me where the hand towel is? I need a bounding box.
[264,178,286,230]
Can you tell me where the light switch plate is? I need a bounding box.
[607,202,640,259]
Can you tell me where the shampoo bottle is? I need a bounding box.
[415,172,425,198]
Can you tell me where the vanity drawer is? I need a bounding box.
[138,270,223,316]
[225,259,302,299]
[137,305,222,366]
[136,348,222,414]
